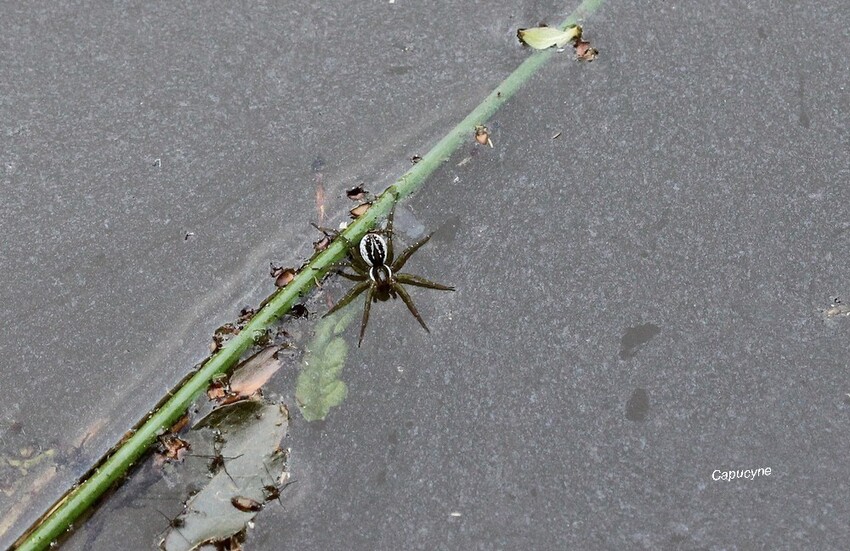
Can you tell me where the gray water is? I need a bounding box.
[4,0,850,549]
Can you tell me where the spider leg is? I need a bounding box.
[310,222,339,238]
[338,271,368,282]
[313,233,369,275]
[384,201,396,263]
[344,239,373,273]
[358,285,375,347]
[391,233,432,272]
[324,280,370,317]
[396,273,455,291]
[348,251,371,273]
[331,233,372,273]
[393,282,430,334]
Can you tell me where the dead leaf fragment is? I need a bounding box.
[209,533,245,551]
[155,434,191,465]
[231,496,264,513]
[349,202,371,218]
[270,266,296,288]
[346,185,368,201]
[228,346,283,398]
[170,414,191,434]
[575,40,598,62]
[237,307,255,324]
[313,234,331,252]
[211,322,240,352]
[474,125,493,148]
[310,222,338,252]
[207,377,230,401]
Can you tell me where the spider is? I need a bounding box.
[325,202,454,346]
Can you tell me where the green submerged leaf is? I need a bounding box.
[295,306,356,421]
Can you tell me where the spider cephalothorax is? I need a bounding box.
[325,203,454,346]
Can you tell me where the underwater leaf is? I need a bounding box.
[295,307,356,421]
[517,24,582,49]
[321,380,348,407]
[321,338,347,378]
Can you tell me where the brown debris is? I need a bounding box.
[169,413,191,434]
[349,202,372,218]
[228,346,283,399]
[311,222,338,252]
[230,496,263,513]
[211,322,240,352]
[474,124,494,148]
[217,535,245,551]
[288,304,309,318]
[237,307,255,322]
[207,376,230,401]
[269,265,297,288]
[155,434,191,465]
[346,185,368,201]
[575,39,598,62]
[313,234,331,252]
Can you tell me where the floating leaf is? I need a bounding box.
[192,398,265,430]
[517,24,582,50]
[162,401,288,551]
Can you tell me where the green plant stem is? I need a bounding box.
[14,2,605,549]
